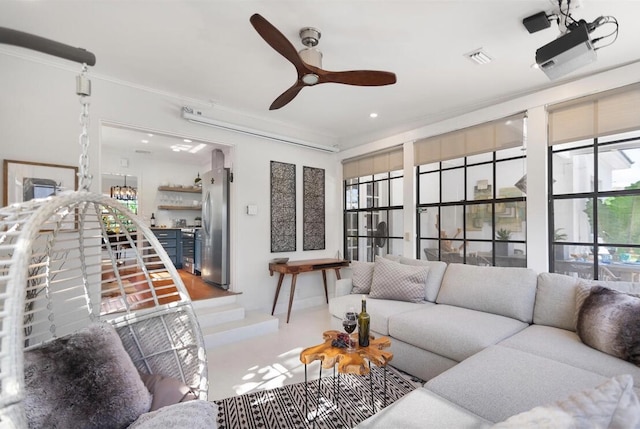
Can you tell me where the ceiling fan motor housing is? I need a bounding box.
[299,47,322,68]
[299,27,321,47]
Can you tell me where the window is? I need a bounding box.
[417,149,526,266]
[344,171,403,262]
[342,147,404,262]
[548,83,640,282]
[414,113,527,266]
[549,130,640,281]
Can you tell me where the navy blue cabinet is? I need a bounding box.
[151,228,182,268]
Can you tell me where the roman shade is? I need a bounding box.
[413,113,526,166]
[342,146,403,180]
[548,82,640,146]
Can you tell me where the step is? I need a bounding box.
[201,311,279,348]
[195,303,245,327]
[191,294,238,310]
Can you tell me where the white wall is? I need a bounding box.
[0,54,341,314]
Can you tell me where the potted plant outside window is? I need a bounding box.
[554,228,568,261]
[495,228,512,256]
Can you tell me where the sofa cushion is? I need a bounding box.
[499,325,640,393]
[436,263,537,323]
[140,373,197,411]
[398,257,447,302]
[350,260,375,294]
[129,400,219,429]
[533,272,580,331]
[329,293,431,335]
[534,272,640,331]
[24,322,152,429]
[492,374,640,429]
[356,387,491,429]
[370,256,429,303]
[576,284,640,366]
[389,305,529,362]
[426,345,609,423]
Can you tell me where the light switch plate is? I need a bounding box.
[247,204,258,215]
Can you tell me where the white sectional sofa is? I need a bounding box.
[328,256,640,427]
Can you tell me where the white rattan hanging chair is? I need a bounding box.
[0,29,208,428]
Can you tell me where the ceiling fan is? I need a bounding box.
[249,13,397,110]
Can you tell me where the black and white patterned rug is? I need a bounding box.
[215,365,421,429]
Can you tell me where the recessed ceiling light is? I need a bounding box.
[183,139,192,143]
[189,144,207,153]
[369,113,378,118]
[141,139,149,143]
[147,133,153,137]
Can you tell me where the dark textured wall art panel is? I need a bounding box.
[271,161,296,252]
[303,166,325,251]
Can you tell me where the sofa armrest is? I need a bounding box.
[335,278,353,297]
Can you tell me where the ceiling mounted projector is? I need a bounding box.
[535,21,596,80]
[524,1,619,81]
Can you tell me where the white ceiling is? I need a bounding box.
[101,124,217,166]
[2,1,640,158]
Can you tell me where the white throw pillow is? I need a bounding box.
[369,256,429,303]
[351,260,375,294]
[492,374,640,429]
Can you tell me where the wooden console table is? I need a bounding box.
[268,258,350,323]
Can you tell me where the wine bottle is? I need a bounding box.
[150,213,156,227]
[358,295,370,347]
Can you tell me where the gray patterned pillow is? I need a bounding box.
[351,260,375,294]
[576,285,640,365]
[369,256,429,303]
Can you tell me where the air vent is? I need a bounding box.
[135,150,152,154]
[465,48,493,65]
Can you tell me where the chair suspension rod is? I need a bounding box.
[0,27,96,66]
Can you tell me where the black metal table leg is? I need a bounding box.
[314,365,322,426]
[304,364,308,418]
[368,361,374,412]
[334,366,339,409]
[384,365,387,408]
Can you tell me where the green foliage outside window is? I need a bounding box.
[584,181,640,247]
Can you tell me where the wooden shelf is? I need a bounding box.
[158,186,202,194]
[158,205,202,211]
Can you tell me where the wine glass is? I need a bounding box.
[342,307,357,352]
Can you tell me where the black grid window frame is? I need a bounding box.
[416,151,527,265]
[343,172,403,262]
[548,134,640,279]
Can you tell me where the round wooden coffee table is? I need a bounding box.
[299,330,393,421]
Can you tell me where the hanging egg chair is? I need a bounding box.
[0,28,211,428]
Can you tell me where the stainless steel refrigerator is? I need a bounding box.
[201,149,230,289]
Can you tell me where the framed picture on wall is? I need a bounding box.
[3,159,78,206]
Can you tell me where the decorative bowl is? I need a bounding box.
[271,257,289,264]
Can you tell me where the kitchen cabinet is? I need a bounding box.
[157,186,202,211]
[151,228,182,268]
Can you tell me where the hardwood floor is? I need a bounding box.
[100,264,238,315]
[177,269,239,301]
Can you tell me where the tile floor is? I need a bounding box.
[207,304,334,401]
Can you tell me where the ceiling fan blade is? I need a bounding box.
[270,82,305,110]
[250,14,307,75]
[320,70,397,86]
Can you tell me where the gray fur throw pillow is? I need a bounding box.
[576,285,640,366]
[24,322,152,429]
